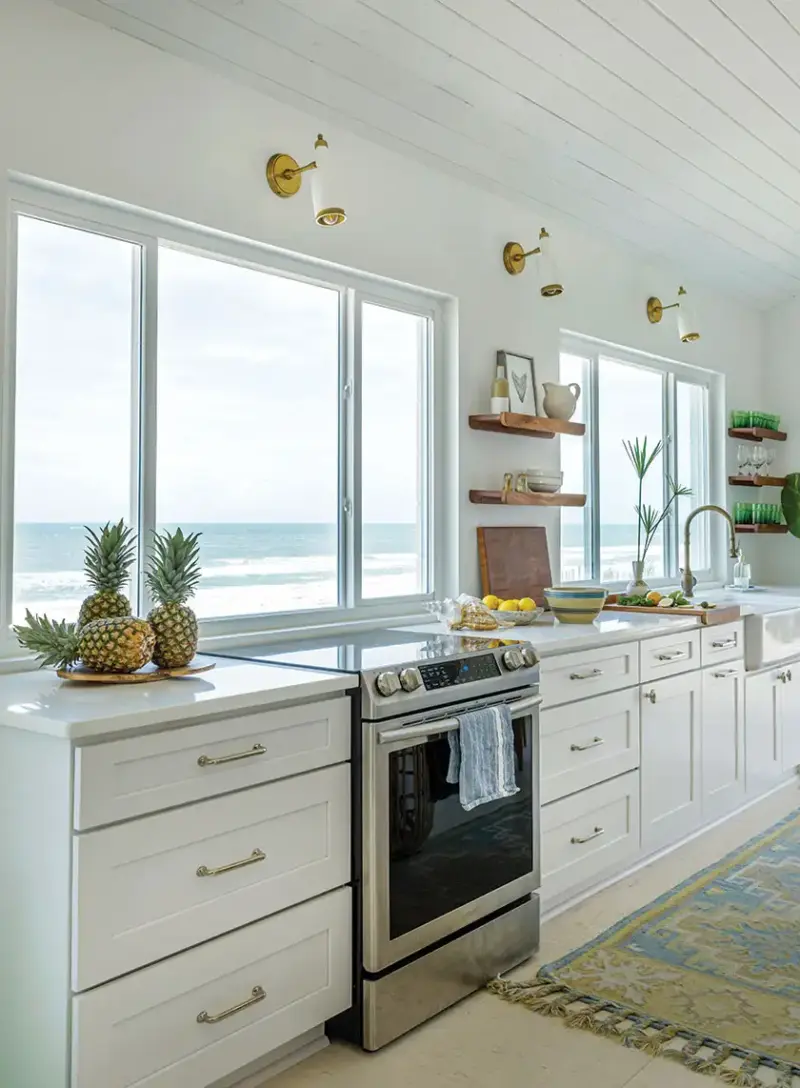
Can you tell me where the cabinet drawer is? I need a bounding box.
[541,689,640,804]
[542,772,640,902]
[539,644,640,708]
[72,887,351,1088]
[74,697,351,829]
[639,630,701,682]
[72,763,350,991]
[701,621,744,667]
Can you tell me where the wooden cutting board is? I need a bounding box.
[603,602,741,627]
[477,526,553,607]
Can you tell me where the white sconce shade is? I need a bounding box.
[536,229,563,297]
[310,136,346,228]
[676,288,700,342]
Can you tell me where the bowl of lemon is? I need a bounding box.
[482,595,542,625]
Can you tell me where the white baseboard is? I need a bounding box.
[211,1027,328,1088]
[542,777,799,923]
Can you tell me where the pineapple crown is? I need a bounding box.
[84,520,136,593]
[13,611,81,670]
[146,528,202,606]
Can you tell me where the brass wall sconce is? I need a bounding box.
[266,134,346,227]
[502,228,563,296]
[647,286,700,342]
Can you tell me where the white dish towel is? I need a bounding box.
[446,704,520,811]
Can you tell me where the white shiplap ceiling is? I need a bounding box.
[51,0,800,304]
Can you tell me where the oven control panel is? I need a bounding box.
[418,653,501,690]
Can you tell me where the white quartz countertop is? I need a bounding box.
[394,613,700,657]
[0,657,356,741]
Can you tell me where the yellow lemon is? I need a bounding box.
[645,590,662,605]
[482,594,500,610]
[518,597,536,612]
[498,599,519,612]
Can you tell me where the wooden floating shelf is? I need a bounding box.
[469,412,586,439]
[728,475,787,488]
[735,523,789,534]
[728,427,786,442]
[469,489,587,507]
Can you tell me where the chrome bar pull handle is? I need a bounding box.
[197,848,265,878]
[197,744,266,767]
[569,668,603,680]
[711,637,737,649]
[644,689,657,703]
[571,826,605,845]
[570,736,604,752]
[656,650,686,662]
[197,985,266,1024]
[712,669,738,678]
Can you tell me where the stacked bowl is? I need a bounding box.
[524,468,564,494]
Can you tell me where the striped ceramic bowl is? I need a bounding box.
[544,586,608,624]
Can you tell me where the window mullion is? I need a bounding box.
[346,291,363,608]
[0,213,20,632]
[663,372,677,578]
[588,354,601,580]
[339,288,354,608]
[135,238,158,615]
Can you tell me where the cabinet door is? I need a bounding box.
[780,666,800,773]
[640,671,702,853]
[701,663,745,822]
[745,671,783,795]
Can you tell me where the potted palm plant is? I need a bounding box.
[623,437,692,594]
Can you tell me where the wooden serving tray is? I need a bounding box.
[603,601,741,627]
[57,660,216,684]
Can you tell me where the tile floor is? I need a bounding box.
[267,783,800,1088]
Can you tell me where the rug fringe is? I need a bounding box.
[489,976,794,1088]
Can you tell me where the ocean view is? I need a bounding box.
[13,522,422,622]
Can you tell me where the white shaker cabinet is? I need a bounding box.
[701,663,745,822]
[640,671,702,853]
[745,670,786,795]
[780,666,800,773]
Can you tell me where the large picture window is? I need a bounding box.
[5,194,440,650]
[560,336,716,586]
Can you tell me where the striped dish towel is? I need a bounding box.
[446,704,519,811]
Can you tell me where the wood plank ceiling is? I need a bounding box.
[53,0,800,304]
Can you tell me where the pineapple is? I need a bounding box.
[14,611,155,673]
[79,520,136,628]
[146,528,202,668]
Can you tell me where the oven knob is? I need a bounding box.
[399,667,422,692]
[375,671,401,697]
[521,647,539,668]
[502,649,524,671]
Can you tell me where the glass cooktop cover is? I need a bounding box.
[212,628,525,675]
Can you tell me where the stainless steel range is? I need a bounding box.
[214,628,541,1050]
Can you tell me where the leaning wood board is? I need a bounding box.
[477,526,553,607]
[603,603,741,627]
[57,660,216,684]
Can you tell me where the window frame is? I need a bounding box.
[1,181,447,658]
[560,332,724,590]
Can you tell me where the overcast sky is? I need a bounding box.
[14,215,422,525]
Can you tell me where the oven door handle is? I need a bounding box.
[376,693,542,745]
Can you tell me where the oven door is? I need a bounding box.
[362,691,541,974]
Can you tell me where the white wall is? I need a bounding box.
[763,297,800,583]
[0,0,771,595]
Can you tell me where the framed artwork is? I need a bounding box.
[498,350,538,415]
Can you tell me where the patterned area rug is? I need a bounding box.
[490,808,800,1087]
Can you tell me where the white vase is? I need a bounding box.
[625,561,649,595]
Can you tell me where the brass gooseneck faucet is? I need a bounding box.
[682,505,738,598]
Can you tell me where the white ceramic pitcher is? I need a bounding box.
[542,381,581,421]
